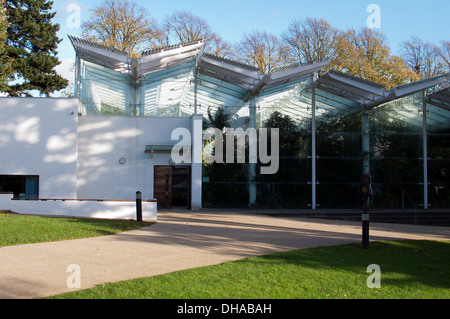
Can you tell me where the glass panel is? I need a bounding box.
[315,109,362,208]
[199,81,450,209]
[370,93,424,209]
[428,131,450,208]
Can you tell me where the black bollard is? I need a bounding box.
[362,210,370,249]
[136,191,142,222]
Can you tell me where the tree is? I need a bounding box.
[436,40,450,72]
[161,11,233,58]
[282,17,337,67]
[282,19,420,88]
[0,0,13,92]
[81,0,162,56]
[401,36,446,79]
[162,11,234,58]
[163,11,211,45]
[204,106,231,130]
[332,27,419,89]
[234,31,292,74]
[263,110,300,156]
[203,32,234,59]
[4,0,68,96]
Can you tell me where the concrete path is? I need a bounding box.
[1,210,449,299]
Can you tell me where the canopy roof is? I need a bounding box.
[70,36,450,131]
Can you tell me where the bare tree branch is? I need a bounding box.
[235,31,292,74]
[282,17,337,66]
[401,36,447,79]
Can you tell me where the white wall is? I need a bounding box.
[76,116,201,205]
[0,193,157,221]
[0,98,79,198]
[0,98,203,216]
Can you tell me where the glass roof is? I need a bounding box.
[70,36,450,131]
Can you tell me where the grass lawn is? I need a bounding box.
[48,240,450,299]
[0,211,153,247]
[2,212,449,299]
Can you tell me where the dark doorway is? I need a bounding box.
[154,166,190,209]
[171,166,191,208]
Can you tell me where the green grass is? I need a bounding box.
[0,212,153,247]
[49,240,450,299]
[2,212,448,299]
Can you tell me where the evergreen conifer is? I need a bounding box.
[4,0,68,96]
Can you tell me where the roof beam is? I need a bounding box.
[315,83,369,105]
[366,73,450,109]
[140,53,197,75]
[325,70,385,96]
[201,54,259,79]
[389,73,450,99]
[318,77,379,101]
[199,60,258,88]
[265,60,330,89]
[140,41,203,61]
[242,75,271,102]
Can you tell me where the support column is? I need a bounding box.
[80,58,87,107]
[140,83,146,116]
[130,58,143,116]
[422,90,429,210]
[74,54,80,98]
[128,81,140,116]
[248,97,257,207]
[194,54,199,114]
[362,109,370,175]
[191,115,203,210]
[311,74,317,210]
[127,83,135,116]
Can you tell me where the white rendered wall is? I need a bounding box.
[76,116,202,208]
[0,193,157,221]
[0,98,203,213]
[0,98,79,198]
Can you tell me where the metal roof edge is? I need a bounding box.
[270,60,330,82]
[140,40,204,57]
[201,53,259,72]
[389,73,450,98]
[68,35,129,56]
[365,73,450,109]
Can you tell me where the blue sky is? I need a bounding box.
[52,0,450,83]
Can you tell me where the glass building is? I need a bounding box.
[70,36,450,210]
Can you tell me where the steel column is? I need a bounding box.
[362,109,370,175]
[194,54,199,114]
[422,90,429,209]
[311,74,317,210]
[248,97,257,206]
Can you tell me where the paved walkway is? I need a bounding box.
[1,210,449,299]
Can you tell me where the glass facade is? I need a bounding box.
[71,37,449,210]
[370,94,424,209]
[75,65,449,210]
[202,89,450,210]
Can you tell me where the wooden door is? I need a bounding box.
[154,166,172,208]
